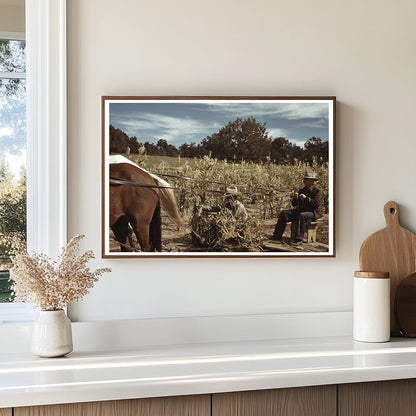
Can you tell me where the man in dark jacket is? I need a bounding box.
[272,171,323,245]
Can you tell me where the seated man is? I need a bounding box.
[223,185,248,219]
[272,171,323,245]
[202,185,248,219]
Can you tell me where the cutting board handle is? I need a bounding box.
[384,201,400,228]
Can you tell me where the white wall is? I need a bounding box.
[67,0,416,322]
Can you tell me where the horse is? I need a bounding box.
[109,155,182,252]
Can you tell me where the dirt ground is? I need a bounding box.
[261,214,329,244]
[109,206,330,253]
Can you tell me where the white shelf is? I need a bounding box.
[2,336,416,408]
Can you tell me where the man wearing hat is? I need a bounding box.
[224,185,248,219]
[272,171,323,245]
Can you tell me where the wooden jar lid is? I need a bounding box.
[354,271,390,279]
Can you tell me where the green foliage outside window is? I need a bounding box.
[0,38,27,302]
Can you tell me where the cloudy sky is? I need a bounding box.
[109,100,332,148]
[0,88,26,180]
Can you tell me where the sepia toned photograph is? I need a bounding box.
[102,96,335,257]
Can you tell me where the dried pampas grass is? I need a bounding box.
[10,234,111,311]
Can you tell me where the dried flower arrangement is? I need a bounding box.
[10,234,111,311]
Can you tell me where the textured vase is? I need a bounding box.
[31,310,73,357]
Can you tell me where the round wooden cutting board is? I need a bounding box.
[359,201,416,336]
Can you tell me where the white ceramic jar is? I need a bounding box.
[31,310,73,357]
[353,271,390,343]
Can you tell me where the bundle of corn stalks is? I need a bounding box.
[190,207,263,252]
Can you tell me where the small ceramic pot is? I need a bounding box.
[31,310,73,357]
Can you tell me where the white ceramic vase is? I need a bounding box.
[31,310,73,357]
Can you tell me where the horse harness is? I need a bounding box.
[109,176,175,196]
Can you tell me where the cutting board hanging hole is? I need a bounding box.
[384,201,400,227]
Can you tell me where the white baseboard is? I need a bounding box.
[0,311,352,353]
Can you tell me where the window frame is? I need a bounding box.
[0,31,24,41]
[0,0,67,323]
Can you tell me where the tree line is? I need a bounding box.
[110,117,329,165]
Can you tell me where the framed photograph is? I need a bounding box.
[102,96,335,257]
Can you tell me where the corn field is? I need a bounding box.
[131,154,329,219]
[127,154,330,252]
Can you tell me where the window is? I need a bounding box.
[0,35,27,305]
[0,0,67,324]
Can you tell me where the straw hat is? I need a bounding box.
[224,185,239,197]
[303,171,318,181]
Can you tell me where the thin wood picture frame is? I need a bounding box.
[102,96,336,258]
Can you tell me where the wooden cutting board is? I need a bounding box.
[395,272,416,337]
[359,201,416,335]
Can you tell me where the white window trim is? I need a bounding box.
[0,72,25,79]
[0,0,67,323]
[0,31,25,40]
[26,0,67,257]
